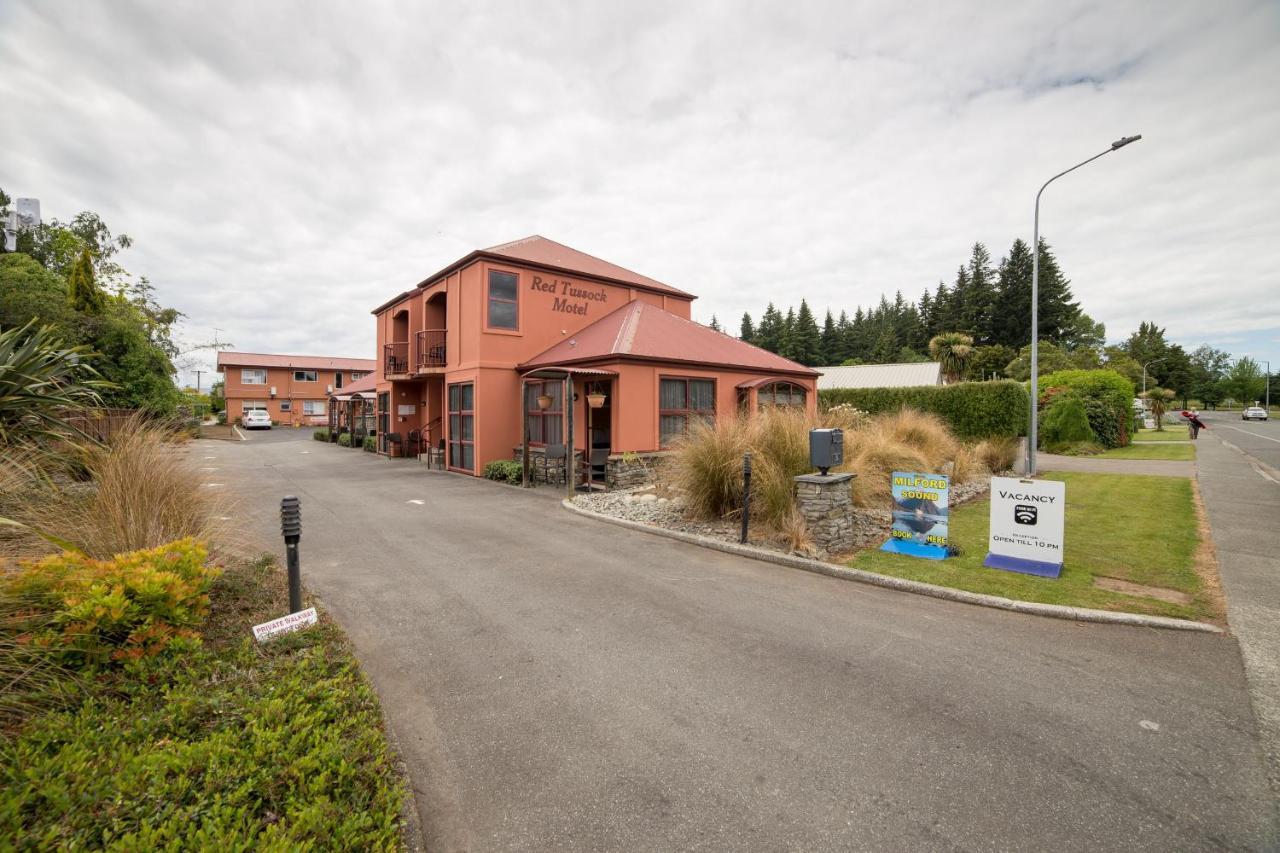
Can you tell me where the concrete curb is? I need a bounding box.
[562,499,1223,634]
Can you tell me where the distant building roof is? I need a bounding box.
[373,235,693,313]
[815,362,943,390]
[520,301,818,377]
[217,351,376,372]
[330,372,378,397]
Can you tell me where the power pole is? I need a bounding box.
[194,369,205,393]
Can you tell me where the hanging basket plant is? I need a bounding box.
[586,392,607,409]
[536,394,554,410]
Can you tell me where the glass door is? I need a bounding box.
[377,391,390,452]
[448,382,474,472]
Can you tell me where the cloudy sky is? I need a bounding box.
[2,0,1277,384]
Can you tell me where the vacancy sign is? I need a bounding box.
[983,477,1066,578]
[252,607,318,642]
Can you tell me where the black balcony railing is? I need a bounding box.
[384,341,409,376]
[416,329,446,369]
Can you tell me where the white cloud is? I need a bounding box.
[1,0,1276,382]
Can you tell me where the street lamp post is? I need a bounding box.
[1263,360,1271,411]
[1027,135,1142,477]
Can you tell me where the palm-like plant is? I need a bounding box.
[1140,387,1176,432]
[0,321,107,446]
[929,332,975,383]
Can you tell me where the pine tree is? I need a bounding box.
[992,239,1034,348]
[963,242,997,344]
[708,314,722,332]
[833,310,852,363]
[778,307,798,360]
[756,303,783,353]
[1032,239,1081,345]
[66,247,105,315]
[918,288,935,339]
[791,300,822,366]
[819,309,837,364]
[739,312,756,343]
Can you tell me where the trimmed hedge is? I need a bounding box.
[1036,369,1134,448]
[819,381,1028,439]
[483,459,524,485]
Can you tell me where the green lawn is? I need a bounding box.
[1096,443,1195,461]
[1132,428,1192,442]
[849,472,1215,622]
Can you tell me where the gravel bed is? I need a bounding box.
[571,476,996,560]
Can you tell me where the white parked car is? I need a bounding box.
[1242,406,1268,421]
[242,410,272,429]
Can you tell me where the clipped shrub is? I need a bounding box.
[819,381,1027,439]
[2,538,217,669]
[313,428,329,442]
[974,436,1019,472]
[483,459,524,484]
[363,435,376,452]
[337,432,352,447]
[1036,369,1134,448]
[1040,397,1095,452]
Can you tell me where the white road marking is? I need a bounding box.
[1139,720,1160,731]
[203,483,225,487]
[299,450,310,454]
[204,456,217,460]
[199,467,218,471]
[1218,424,1280,444]
[407,499,425,505]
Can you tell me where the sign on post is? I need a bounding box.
[880,471,949,560]
[252,607,318,642]
[983,477,1066,577]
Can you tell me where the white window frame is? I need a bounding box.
[243,400,268,412]
[302,400,326,416]
[241,369,267,385]
[349,371,367,381]
[279,400,292,412]
[294,370,318,382]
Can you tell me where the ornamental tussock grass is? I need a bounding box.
[974,436,1020,473]
[0,416,241,563]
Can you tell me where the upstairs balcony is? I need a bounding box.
[384,329,447,379]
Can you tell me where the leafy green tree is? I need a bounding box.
[1003,341,1074,380]
[1102,346,1144,388]
[209,379,225,414]
[739,312,756,343]
[928,332,974,383]
[895,346,928,363]
[0,253,80,332]
[1062,312,1106,354]
[1223,357,1266,407]
[1140,387,1176,431]
[67,247,106,315]
[965,344,1016,381]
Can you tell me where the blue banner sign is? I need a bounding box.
[880,471,950,561]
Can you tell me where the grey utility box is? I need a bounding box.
[809,428,844,475]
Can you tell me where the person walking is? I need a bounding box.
[1183,409,1206,439]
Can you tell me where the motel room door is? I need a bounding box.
[586,379,612,484]
[377,391,390,453]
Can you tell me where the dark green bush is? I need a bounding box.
[819,381,1027,439]
[1037,369,1134,448]
[337,432,352,447]
[363,435,376,452]
[312,428,329,442]
[1040,397,1095,452]
[483,459,524,484]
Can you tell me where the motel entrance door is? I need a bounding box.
[585,379,612,487]
[377,391,390,453]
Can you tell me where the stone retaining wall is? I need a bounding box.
[793,472,856,555]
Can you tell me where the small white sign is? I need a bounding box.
[252,607,318,642]
[985,477,1066,575]
[398,404,416,416]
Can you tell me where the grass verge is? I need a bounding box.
[1131,428,1193,442]
[1095,443,1195,461]
[1,556,406,849]
[848,472,1218,622]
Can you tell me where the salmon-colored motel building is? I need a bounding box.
[216,352,376,427]
[372,236,817,485]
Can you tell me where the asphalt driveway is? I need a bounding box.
[205,433,1279,851]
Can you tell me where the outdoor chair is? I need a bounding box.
[386,432,402,456]
[426,437,445,469]
[579,448,610,490]
[539,444,567,485]
[407,429,422,458]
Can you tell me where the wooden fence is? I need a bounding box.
[62,408,139,443]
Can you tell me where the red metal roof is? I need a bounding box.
[372,236,693,314]
[332,371,378,396]
[519,302,818,376]
[217,351,376,371]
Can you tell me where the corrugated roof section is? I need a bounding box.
[217,351,377,371]
[815,362,942,390]
[484,236,693,298]
[520,302,818,376]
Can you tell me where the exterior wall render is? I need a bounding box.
[224,364,371,427]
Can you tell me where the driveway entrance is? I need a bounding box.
[205,436,1279,851]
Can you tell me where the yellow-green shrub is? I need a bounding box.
[4,538,218,668]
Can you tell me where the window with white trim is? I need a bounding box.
[243,400,268,412]
[241,369,267,385]
[279,401,292,412]
[302,400,326,416]
[294,370,318,382]
[349,371,368,381]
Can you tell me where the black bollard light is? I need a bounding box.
[280,495,302,613]
[740,452,752,544]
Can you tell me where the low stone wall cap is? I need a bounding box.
[794,472,856,485]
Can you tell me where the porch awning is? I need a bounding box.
[519,365,618,381]
[736,375,800,389]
